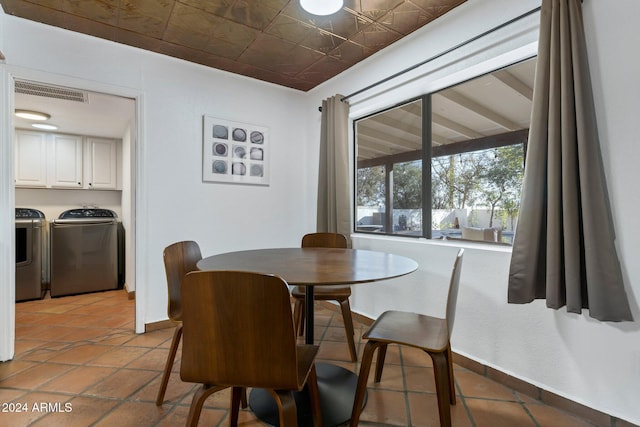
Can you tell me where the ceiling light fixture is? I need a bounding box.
[31,123,58,130]
[300,0,343,16]
[15,109,51,121]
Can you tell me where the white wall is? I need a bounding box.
[15,188,123,220]
[308,0,640,424]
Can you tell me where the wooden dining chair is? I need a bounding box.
[155,241,247,408]
[180,270,323,427]
[155,240,202,406]
[291,232,358,362]
[350,249,464,427]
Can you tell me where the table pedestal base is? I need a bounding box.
[249,362,367,426]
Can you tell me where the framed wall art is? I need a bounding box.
[202,116,269,186]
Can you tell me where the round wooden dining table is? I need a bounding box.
[197,247,418,426]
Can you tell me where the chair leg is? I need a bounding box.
[230,387,242,426]
[185,384,226,427]
[350,340,379,427]
[338,298,358,362]
[307,365,323,427]
[155,324,182,406]
[374,343,388,382]
[240,387,248,409]
[446,343,456,405]
[430,351,453,427]
[269,390,298,427]
[293,298,304,337]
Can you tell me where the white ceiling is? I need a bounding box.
[14,85,135,139]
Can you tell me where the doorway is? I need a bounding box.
[1,72,141,360]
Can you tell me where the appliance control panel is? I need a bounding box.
[15,208,45,219]
[58,209,117,219]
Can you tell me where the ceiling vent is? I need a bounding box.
[15,80,88,103]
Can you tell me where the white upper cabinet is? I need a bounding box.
[14,130,47,187]
[86,138,118,190]
[49,134,83,188]
[14,130,121,190]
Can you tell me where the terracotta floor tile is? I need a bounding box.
[403,365,438,393]
[20,325,79,341]
[465,398,537,427]
[54,327,114,342]
[401,345,434,368]
[455,368,518,401]
[317,340,354,362]
[125,347,170,371]
[83,368,156,399]
[47,343,113,364]
[358,388,408,425]
[100,315,134,329]
[41,313,92,327]
[36,304,80,314]
[323,325,353,342]
[525,402,598,427]
[16,345,68,363]
[366,362,405,391]
[122,329,174,348]
[88,330,136,346]
[85,346,151,368]
[155,404,228,426]
[0,362,74,389]
[408,392,472,427]
[133,372,195,404]
[375,343,403,365]
[0,387,28,403]
[13,339,51,357]
[39,366,117,394]
[92,401,170,427]
[14,311,56,324]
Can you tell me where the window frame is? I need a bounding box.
[353,58,534,242]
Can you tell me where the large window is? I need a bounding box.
[354,58,535,244]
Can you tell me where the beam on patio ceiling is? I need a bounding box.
[357,128,529,168]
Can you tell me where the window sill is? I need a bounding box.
[351,232,513,254]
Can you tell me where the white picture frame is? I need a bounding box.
[202,116,269,186]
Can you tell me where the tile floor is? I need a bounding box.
[1,289,600,427]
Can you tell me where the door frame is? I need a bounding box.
[0,66,147,361]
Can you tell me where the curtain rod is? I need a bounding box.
[339,5,542,104]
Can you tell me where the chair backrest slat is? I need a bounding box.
[446,249,464,335]
[180,270,300,389]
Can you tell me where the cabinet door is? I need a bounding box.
[50,134,83,188]
[14,130,47,187]
[86,138,118,190]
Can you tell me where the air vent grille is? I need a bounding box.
[15,80,88,103]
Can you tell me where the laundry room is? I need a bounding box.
[13,80,136,302]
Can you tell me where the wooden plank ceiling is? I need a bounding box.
[0,0,467,91]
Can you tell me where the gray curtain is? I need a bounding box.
[316,95,350,240]
[508,0,633,321]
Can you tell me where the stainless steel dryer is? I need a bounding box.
[50,208,119,297]
[15,208,46,301]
